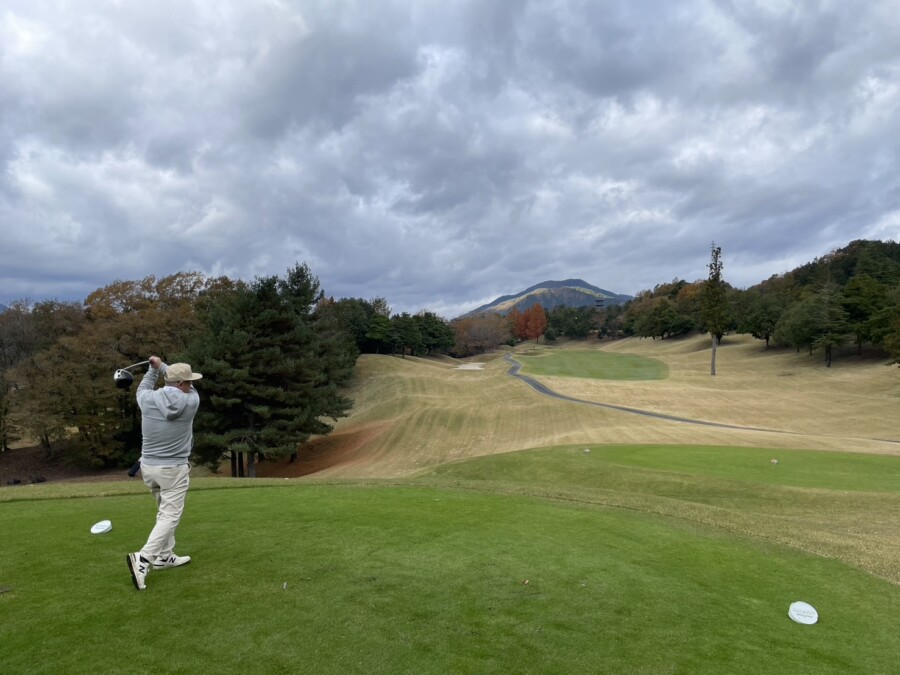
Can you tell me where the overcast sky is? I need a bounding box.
[2,1,899,317]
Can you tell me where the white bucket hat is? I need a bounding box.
[165,363,203,383]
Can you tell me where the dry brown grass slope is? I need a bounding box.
[572,333,899,442]
[272,334,897,479]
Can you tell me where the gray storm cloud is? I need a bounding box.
[1,0,898,316]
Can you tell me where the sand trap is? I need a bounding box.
[456,363,485,370]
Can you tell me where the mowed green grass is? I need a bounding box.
[515,349,668,380]
[1,480,898,675]
[432,444,900,492]
[2,340,898,673]
[428,444,900,585]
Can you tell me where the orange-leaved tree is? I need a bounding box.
[524,304,548,343]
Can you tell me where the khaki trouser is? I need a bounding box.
[139,463,190,561]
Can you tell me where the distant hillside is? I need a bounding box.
[755,239,900,291]
[461,279,632,318]
[0,303,8,314]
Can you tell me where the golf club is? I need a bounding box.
[113,360,150,389]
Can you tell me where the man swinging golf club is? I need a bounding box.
[126,356,202,591]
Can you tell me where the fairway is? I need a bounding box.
[1,483,898,674]
[515,349,667,380]
[274,333,898,480]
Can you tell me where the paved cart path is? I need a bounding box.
[504,354,900,444]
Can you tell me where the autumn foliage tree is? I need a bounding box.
[5,265,361,473]
[508,304,548,343]
[10,273,216,468]
[0,300,87,452]
[507,308,525,341]
[450,315,510,356]
[524,304,548,342]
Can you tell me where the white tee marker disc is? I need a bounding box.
[90,519,112,534]
[788,601,818,625]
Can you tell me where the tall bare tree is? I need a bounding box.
[702,243,729,375]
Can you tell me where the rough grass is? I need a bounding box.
[563,334,900,440]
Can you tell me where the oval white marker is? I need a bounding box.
[788,601,818,625]
[90,519,112,534]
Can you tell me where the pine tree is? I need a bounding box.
[811,281,850,368]
[183,264,356,475]
[388,313,423,357]
[414,311,454,355]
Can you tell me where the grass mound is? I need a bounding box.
[430,444,900,492]
[427,444,900,585]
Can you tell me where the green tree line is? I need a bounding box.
[2,241,897,471]
[0,264,474,470]
[599,240,900,367]
[521,240,900,370]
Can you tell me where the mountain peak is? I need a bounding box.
[461,280,631,318]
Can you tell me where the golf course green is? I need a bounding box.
[2,335,898,673]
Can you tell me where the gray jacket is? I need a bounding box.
[137,364,200,466]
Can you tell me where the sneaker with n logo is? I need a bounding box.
[153,554,192,569]
[126,552,151,590]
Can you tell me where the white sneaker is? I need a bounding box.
[126,552,150,590]
[153,554,191,569]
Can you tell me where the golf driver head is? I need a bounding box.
[113,360,149,389]
[114,369,135,389]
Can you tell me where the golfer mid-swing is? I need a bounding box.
[126,356,202,591]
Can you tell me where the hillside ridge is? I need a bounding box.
[463,279,632,317]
